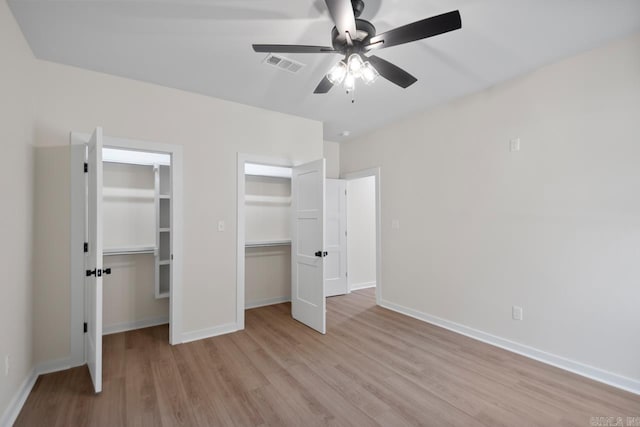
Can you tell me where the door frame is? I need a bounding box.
[236,153,294,330]
[342,167,382,306]
[70,132,184,367]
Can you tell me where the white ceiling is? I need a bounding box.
[9,0,640,141]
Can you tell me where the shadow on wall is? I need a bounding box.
[32,145,71,366]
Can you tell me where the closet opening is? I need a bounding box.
[101,148,172,334]
[244,163,293,311]
[236,155,382,333]
[70,131,184,376]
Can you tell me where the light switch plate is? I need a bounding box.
[391,219,400,230]
[217,220,225,232]
[512,306,523,320]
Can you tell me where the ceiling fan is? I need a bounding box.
[252,0,462,94]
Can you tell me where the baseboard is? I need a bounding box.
[380,299,640,396]
[35,357,72,376]
[350,281,376,291]
[246,296,290,309]
[103,315,169,336]
[0,368,37,427]
[0,356,79,427]
[180,322,238,344]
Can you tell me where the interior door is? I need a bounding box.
[85,127,103,393]
[291,159,326,334]
[325,179,348,297]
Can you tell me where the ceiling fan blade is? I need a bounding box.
[367,55,417,88]
[253,44,337,53]
[324,0,357,39]
[314,76,334,94]
[365,10,461,51]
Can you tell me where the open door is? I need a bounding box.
[325,179,348,297]
[85,127,103,393]
[291,159,326,334]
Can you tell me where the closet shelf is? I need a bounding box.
[104,246,156,256]
[244,194,291,205]
[159,228,170,233]
[245,239,291,248]
[159,194,171,199]
[159,260,170,265]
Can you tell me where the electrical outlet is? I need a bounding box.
[4,355,9,376]
[512,306,523,321]
[510,138,521,152]
[391,219,400,230]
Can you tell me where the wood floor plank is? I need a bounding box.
[14,288,640,426]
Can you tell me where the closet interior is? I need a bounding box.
[244,163,293,309]
[101,148,172,334]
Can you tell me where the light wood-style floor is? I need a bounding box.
[16,289,639,426]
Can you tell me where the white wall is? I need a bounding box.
[245,246,291,308]
[347,176,377,290]
[0,0,35,421]
[27,43,322,364]
[245,175,292,307]
[103,162,155,249]
[341,33,640,384]
[245,176,291,243]
[33,147,70,368]
[323,141,340,179]
[103,254,169,333]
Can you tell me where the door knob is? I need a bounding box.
[315,251,328,258]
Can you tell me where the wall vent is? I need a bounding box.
[263,54,305,73]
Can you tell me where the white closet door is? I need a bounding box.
[291,159,326,334]
[86,127,103,393]
[325,179,348,297]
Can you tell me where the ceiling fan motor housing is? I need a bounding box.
[351,0,365,17]
[331,19,377,54]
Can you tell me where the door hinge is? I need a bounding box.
[84,162,88,173]
[346,271,348,278]
[83,322,87,333]
[84,242,88,253]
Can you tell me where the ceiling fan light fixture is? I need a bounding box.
[327,60,347,85]
[361,61,379,85]
[344,73,356,92]
[347,54,364,78]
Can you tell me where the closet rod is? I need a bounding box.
[245,240,291,248]
[103,246,157,256]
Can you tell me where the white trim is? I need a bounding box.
[342,167,382,307]
[0,359,73,427]
[70,131,185,370]
[181,323,239,344]
[0,369,37,427]
[103,316,169,336]
[69,140,86,368]
[380,299,640,396]
[236,153,295,331]
[246,296,291,309]
[102,148,170,166]
[35,358,72,376]
[349,281,376,291]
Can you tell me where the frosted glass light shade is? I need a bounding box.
[361,61,379,85]
[327,61,347,85]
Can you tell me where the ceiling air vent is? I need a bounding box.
[263,54,305,73]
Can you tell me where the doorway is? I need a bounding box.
[343,168,382,305]
[69,129,184,380]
